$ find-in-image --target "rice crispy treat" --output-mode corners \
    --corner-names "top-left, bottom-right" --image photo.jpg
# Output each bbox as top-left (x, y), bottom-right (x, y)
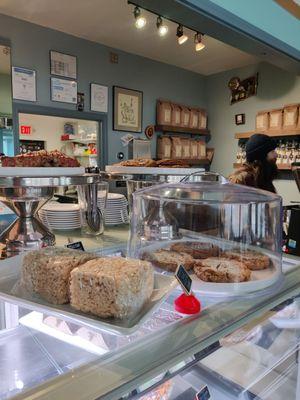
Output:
top-left (69, 257), bottom-right (154, 319)
top-left (194, 257), bottom-right (251, 283)
top-left (141, 249), bottom-right (195, 272)
top-left (222, 250), bottom-right (270, 270)
top-left (170, 241), bottom-right (220, 259)
top-left (20, 247), bottom-right (97, 304)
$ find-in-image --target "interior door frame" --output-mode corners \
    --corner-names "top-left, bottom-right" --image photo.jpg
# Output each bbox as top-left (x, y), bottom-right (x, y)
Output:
top-left (12, 104), bottom-right (108, 169)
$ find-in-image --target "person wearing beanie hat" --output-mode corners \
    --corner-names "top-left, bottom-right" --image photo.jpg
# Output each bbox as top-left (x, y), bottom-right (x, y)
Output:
top-left (229, 133), bottom-right (278, 193)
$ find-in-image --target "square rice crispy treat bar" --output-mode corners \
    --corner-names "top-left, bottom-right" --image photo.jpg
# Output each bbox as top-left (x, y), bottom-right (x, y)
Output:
top-left (21, 247), bottom-right (97, 304)
top-left (70, 257), bottom-right (154, 319)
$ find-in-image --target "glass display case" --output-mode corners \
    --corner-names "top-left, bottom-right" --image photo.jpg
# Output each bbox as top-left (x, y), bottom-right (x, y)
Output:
top-left (0, 249), bottom-right (299, 400)
top-left (129, 180), bottom-right (283, 297)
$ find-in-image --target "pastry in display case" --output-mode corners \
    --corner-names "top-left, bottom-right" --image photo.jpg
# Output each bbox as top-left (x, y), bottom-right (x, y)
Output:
top-left (129, 177), bottom-right (283, 296)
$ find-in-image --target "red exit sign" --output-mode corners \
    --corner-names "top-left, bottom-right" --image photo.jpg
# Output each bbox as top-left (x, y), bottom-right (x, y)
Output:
top-left (20, 125), bottom-right (31, 135)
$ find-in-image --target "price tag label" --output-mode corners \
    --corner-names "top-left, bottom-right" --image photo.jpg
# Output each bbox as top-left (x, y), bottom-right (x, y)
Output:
top-left (175, 264), bottom-right (192, 295)
top-left (195, 385), bottom-right (211, 400)
top-left (66, 241), bottom-right (85, 251)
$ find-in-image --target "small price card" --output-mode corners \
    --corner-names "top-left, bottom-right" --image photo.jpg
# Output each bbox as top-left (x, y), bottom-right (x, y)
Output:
top-left (66, 241), bottom-right (85, 251)
top-left (195, 385), bottom-right (211, 400)
top-left (175, 264), bottom-right (192, 295)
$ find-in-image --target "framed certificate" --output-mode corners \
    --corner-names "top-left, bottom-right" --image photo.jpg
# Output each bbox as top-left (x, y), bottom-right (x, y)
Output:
top-left (12, 67), bottom-right (37, 102)
top-left (51, 77), bottom-right (77, 104)
top-left (90, 83), bottom-right (108, 113)
top-left (50, 50), bottom-right (77, 79)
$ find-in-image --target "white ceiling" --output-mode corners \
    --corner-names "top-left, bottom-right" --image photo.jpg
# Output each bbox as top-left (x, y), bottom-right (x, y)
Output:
top-left (0, 0), bottom-right (259, 75)
top-left (0, 45), bottom-right (10, 74)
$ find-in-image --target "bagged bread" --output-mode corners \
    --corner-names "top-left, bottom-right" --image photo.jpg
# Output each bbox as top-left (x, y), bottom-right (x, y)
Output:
top-left (269, 108), bottom-right (283, 130)
top-left (171, 103), bottom-right (181, 126)
top-left (181, 138), bottom-right (191, 159)
top-left (171, 137), bottom-right (182, 159)
top-left (180, 106), bottom-right (190, 128)
top-left (157, 136), bottom-right (172, 159)
top-left (198, 109), bottom-right (208, 129)
top-left (256, 111), bottom-right (269, 131)
top-left (283, 104), bottom-right (299, 129)
top-left (189, 108), bottom-right (199, 129)
top-left (156, 100), bottom-right (172, 125)
top-left (190, 140), bottom-right (198, 158)
top-left (197, 140), bottom-right (206, 158)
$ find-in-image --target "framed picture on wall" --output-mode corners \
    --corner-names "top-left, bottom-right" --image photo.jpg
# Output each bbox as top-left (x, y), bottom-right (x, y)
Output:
top-left (50, 50), bottom-right (77, 79)
top-left (12, 66), bottom-right (37, 102)
top-left (50, 77), bottom-right (77, 104)
top-left (113, 86), bottom-right (143, 132)
top-left (90, 83), bottom-right (108, 113)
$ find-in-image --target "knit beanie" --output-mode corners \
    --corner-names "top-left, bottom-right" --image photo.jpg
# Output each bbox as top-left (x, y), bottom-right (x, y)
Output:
top-left (246, 134), bottom-right (276, 162)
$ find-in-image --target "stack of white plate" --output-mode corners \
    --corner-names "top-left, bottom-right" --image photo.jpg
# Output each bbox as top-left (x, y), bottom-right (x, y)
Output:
top-left (98, 193), bottom-right (129, 226)
top-left (39, 202), bottom-right (81, 230)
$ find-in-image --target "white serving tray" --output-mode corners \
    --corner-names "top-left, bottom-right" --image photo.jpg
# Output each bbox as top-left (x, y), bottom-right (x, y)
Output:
top-left (106, 165), bottom-right (204, 176)
top-left (0, 167), bottom-right (85, 177)
top-left (0, 254), bottom-right (177, 335)
top-left (137, 237), bottom-right (282, 297)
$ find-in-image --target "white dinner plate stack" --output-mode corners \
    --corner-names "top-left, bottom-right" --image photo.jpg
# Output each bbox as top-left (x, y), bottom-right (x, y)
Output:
top-left (98, 193), bottom-right (129, 226)
top-left (39, 202), bottom-right (82, 230)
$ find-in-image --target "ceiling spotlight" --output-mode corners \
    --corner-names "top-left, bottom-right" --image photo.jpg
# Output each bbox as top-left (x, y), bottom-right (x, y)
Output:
top-left (156, 16), bottom-right (168, 37)
top-left (194, 33), bottom-right (205, 51)
top-left (176, 24), bottom-right (188, 45)
top-left (133, 6), bottom-right (146, 29)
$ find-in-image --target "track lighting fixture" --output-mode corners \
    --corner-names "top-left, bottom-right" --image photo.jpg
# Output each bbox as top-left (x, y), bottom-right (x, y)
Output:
top-left (133, 6), bottom-right (146, 29)
top-left (156, 16), bottom-right (168, 37)
top-left (194, 33), bottom-right (205, 51)
top-left (176, 24), bottom-right (188, 45)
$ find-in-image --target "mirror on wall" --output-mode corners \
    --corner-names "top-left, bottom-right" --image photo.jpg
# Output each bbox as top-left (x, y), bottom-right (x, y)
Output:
top-left (0, 45), bottom-right (13, 156)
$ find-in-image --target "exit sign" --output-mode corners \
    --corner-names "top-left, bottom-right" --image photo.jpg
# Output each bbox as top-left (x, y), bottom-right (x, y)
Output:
top-left (20, 125), bottom-right (31, 135)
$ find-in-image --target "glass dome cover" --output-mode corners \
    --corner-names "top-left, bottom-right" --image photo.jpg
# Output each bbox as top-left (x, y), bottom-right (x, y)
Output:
top-left (129, 178), bottom-right (283, 297)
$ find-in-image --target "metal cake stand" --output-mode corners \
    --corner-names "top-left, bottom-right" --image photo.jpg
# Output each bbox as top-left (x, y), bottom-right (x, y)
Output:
top-left (0, 174), bottom-right (104, 258)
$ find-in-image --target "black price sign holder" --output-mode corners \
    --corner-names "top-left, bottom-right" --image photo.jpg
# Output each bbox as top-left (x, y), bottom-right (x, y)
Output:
top-left (66, 241), bottom-right (85, 251)
top-left (195, 385), bottom-right (211, 400)
top-left (174, 264), bottom-right (201, 315)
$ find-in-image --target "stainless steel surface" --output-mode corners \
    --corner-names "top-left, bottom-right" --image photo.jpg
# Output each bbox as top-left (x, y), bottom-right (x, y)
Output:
top-left (0, 174), bottom-right (108, 257)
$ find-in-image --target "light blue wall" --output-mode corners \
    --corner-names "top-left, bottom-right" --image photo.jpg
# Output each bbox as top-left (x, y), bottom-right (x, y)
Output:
top-left (206, 62), bottom-right (300, 203)
top-left (0, 73), bottom-right (12, 115)
top-left (0, 13), bottom-right (206, 163)
top-left (185, 0), bottom-right (300, 52)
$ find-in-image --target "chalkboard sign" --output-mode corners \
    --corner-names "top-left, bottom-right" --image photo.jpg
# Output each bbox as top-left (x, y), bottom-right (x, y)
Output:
top-left (175, 264), bottom-right (192, 295)
top-left (195, 385), bottom-right (211, 400)
top-left (66, 241), bottom-right (85, 251)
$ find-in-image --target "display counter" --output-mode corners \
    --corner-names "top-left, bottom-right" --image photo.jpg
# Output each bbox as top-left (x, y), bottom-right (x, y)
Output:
top-left (0, 227), bottom-right (299, 400)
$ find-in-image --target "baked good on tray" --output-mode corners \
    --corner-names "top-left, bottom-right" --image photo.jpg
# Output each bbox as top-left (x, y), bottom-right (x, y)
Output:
top-left (69, 257), bottom-right (154, 319)
top-left (1, 150), bottom-right (80, 167)
top-left (141, 249), bottom-right (195, 272)
top-left (116, 158), bottom-right (157, 167)
top-left (170, 241), bottom-right (220, 259)
top-left (156, 159), bottom-right (189, 168)
top-left (20, 247), bottom-right (97, 304)
top-left (194, 257), bottom-right (251, 283)
top-left (222, 250), bottom-right (270, 270)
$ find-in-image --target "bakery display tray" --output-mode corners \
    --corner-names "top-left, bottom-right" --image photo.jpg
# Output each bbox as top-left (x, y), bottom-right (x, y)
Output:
top-left (0, 255), bottom-right (177, 335)
top-left (0, 166), bottom-right (85, 177)
top-left (106, 165), bottom-right (204, 176)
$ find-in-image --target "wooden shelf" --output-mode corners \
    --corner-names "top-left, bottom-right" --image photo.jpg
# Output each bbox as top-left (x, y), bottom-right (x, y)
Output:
top-left (156, 125), bottom-right (210, 136)
top-left (235, 129), bottom-right (300, 139)
top-left (233, 163), bottom-right (292, 171)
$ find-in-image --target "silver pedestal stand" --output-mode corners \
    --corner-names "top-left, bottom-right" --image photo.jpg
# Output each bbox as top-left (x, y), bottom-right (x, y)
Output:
top-left (0, 175), bottom-right (104, 258)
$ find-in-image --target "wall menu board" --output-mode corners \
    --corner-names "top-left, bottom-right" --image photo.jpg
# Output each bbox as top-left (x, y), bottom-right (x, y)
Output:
top-left (12, 67), bottom-right (37, 102)
top-left (50, 51), bottom-right (77, 79)
top-left (51, 77), bottom-right (77, 104)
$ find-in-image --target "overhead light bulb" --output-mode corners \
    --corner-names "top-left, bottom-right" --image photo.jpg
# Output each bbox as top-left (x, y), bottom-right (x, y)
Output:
top-left (156, 16), bottom-right (168, 37)
top-left (194, 33), bottom-right (205, 51)
top-left (176, 24), bottom-right (188, 45)
top-left (133, 6), bottom-right (146, 29)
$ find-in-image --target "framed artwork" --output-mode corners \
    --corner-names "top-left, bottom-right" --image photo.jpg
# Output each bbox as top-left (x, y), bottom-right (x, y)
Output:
top-left (228, 74), bottom-right (258, 105)
top-left (51, 77), bottom-right (77, 104)
top-left (90, 83), bottom-right (108, 113)
top-left (113, 86), bottom-right (143, 132)
top-left (12, 67), bottom-right (37, 102)
top-left (235, 113), bottom-right (245, 125)
top-left (50, 50), bottom-right (77, 79)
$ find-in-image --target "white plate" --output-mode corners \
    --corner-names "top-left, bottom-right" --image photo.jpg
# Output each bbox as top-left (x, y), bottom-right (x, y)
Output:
top-left (42, 203), bottom-right (80, 211)
top-left (107, 193), bottom-right (126, 200)
top-left (0, 254), bottom-right (177, 335)
top-left (137, 238), bottom-right (282, 297)
top-left (0, 167), bottom-right (85, 177)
